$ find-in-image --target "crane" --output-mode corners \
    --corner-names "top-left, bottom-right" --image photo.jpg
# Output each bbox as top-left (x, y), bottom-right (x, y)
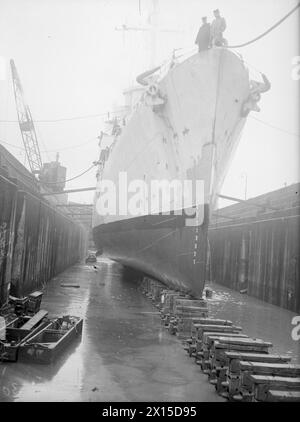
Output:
top-left (10, 59), bottom-right (43, 174)
top-left (9, 60), bottom-right (89, 207)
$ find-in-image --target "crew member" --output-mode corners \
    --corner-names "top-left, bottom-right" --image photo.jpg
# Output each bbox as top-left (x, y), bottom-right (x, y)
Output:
top-left (195, 17), bottom-right (211, 52)
top-left (210, 9), bottom-right (227, 47)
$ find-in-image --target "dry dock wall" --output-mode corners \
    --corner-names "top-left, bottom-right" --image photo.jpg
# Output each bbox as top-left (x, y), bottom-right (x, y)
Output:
top-left (0, 174), bottom-right (87, 306)
top-left (209, 185), bottom-right (300, 313)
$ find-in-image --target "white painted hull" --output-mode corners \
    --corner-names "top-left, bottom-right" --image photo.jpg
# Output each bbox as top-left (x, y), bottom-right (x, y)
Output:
top-left (93, 48), bottom-right (250, 295)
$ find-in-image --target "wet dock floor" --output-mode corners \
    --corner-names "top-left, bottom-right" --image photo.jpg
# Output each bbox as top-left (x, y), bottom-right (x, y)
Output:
top-left (0, 258), bottom-right (224, 402)
top-left (1, 258), bottom-right (299, 402)
top-left (206, 282), bottom-right (300, 364)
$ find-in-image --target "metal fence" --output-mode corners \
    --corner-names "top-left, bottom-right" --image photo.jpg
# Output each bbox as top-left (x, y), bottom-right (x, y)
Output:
top-left (0, 175), bottom-right (87, 306)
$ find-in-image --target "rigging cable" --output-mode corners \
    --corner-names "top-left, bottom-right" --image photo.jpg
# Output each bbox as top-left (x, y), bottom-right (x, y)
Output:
top-left (41, 163), bottom-right (98, 185)
top-left (249, 115), bottom-right (300, 138)
top-left (227, 2), bottom-right (300, 48)
top-left (0, 136), bottom-right (98, 153)
top-left (0, 142), bottom-right (98, 185)
top-left (0, 110), bottom-right (118, 124)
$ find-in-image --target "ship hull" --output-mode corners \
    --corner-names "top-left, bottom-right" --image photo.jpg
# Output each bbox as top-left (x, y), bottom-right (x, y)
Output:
top-left (93, 205), bottom-right (209, 297)
top-left (93, 48), bottom-right (251, 296)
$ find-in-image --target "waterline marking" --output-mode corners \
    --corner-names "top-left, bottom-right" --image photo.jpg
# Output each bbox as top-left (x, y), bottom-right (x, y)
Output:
top-left (291, 316), bottom-right (300, 341)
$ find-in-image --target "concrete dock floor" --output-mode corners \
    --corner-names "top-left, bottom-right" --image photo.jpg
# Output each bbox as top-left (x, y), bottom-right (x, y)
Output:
top-left (0, 258), bottom-right (224, 402)
top-left (207, 282), bottom-right (300, 363)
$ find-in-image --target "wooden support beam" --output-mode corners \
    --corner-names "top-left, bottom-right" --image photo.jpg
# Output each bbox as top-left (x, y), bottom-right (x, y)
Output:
top-left (67, 213), bottom-right (92, 216)
top-left (217, 194), bottom-right (279, 211)
top-left (56, 203), bottom-right (93, 208)
top-left (42, 187), bottom-right (96, 196)
top-left (212, 212), bottom-right (236, 221)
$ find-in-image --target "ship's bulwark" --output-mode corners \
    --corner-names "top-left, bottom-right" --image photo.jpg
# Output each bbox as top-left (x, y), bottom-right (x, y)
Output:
top-left (93, 48), bottom-right (251, 296)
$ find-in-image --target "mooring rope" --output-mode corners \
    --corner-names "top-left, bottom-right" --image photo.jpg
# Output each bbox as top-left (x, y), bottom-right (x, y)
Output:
top-left (227, 2), bottom-right (300, 48)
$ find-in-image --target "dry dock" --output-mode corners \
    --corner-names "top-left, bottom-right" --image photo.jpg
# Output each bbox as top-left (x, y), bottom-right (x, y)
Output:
top-left (1, 256), bottom-right (299, 402)
top-left (0, 258), bottom-right (224, 402)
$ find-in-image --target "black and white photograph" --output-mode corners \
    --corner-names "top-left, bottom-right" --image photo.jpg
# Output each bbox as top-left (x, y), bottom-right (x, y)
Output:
top-left (0, 0), bottom-right (299, 406)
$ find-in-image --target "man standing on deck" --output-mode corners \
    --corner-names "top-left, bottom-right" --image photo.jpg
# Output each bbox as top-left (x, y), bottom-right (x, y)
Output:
top-left (195, 17), bottom-right (211, 52)
top-left (210, 9), bottom-right (227, 47)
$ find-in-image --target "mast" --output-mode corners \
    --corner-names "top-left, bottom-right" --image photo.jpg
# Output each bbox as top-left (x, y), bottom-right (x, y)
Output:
top-left (148, 0), bottom-right (159, 67)
top-left (116, 0), bottom-right (181, 69)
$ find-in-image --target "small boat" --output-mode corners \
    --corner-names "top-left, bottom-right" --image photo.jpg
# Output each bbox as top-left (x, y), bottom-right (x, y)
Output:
top-left (5, 315), bottom-right (19, 327)
top-left (18, 315), bottom-right (83, 364)
top-left (0, 310), bottom-right (50, 362)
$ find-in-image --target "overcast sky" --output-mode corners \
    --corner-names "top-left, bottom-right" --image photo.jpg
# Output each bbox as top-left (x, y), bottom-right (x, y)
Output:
top-left (0, 0), bottom-right (299, 205)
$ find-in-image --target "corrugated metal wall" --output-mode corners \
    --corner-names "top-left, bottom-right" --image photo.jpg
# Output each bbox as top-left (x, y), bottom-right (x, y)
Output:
top-left (0, 175), bottom-right (87, 306)
top-left (209, 208), bottom-right (300, 313)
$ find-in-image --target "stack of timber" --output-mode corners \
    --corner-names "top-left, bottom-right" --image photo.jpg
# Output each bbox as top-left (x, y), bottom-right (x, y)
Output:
top-left (225, 352), bottom-right (292, 400)
top-left (139, 276), bottom-right (300, 402)
top-left (172, 299), bottom-right (208, 339)
top-left (185, 319), bottom-right (300, 401)
top-left (140, 276), bottom-right (207, 338)
top-left (236, 362), bottom-right (300, 401)
top-left (187, 318), bottom-right (234, 356)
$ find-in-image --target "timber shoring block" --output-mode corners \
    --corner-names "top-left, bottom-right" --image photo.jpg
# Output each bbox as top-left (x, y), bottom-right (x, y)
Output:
top-left (246, 374), bottom-right (300, 402)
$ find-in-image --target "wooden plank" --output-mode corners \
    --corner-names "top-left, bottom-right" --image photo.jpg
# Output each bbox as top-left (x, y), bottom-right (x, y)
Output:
top-left (204, 333), bottom-right (248, 346)
top-left (175, 299), bottom-right (207, 307)
top-left (215, 337), bottom-right (272, 347)
top-left (175, 307), bottom-right (208, 313)
top-left (213, 339), bottom-right (272, 356)
top-left (176, 313), bottom-right (208, 318)
top-left (196, 333), bottom-right (247, 355)
top-left (193, 319), bottom-right (233, 327)
top-left (225, 351), bottom-right (291, 363)
top-left (249, 375), bottom-right (300, 401)
top-left (198, 325), bottom-right (243, 336)
top-left (226, 352), bottom-right (292, 374)
top-left (266, 390), bottom-right (300, 402)
top-left (19, 310), bottom-right (48, 331)
top-left (249, 374), bottom-right (300, 385)
top-left (240, 361), bottom-right (300, 377)
top-left (28, 291), bottom-right (43, 299)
